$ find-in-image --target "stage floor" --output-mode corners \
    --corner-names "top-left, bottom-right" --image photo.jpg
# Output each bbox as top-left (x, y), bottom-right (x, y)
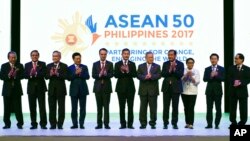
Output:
top-left (0, 113), bottom-right (248, 137)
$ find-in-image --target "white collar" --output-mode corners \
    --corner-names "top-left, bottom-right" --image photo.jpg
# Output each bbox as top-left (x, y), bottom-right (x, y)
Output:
top-left (123, 59), bottom-right (128, 64)
top-left (100, 60), bottom-right (106, 64)
top-left (237, 64), bottom-right (243, 69)
top-left (9, 62), bottom-right (15, 67)
top-left (211, 65), bottom-right (218, 68)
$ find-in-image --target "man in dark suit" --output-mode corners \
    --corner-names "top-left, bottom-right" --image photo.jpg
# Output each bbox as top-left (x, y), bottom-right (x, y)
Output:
top-left (137, 52), bottom-right (161, 129)
top-left (0, 51), bottom-right (24, 129)
top-left (45, 51), bottom-right (68, 129)
top-left (92, 48), bottom-right (113, 129)
top-left (24, 50), bottom-right (47, 129)
top-left (161, 50), bottom-right (184, 129)
top-left (114, 48), bottom-right (137, 129)
top-left (203, 53), bottom-right (225, 129)
top-left (228, 53), bottom-right (250, 127)
top-left (68, 52), bottom-right (90, 129)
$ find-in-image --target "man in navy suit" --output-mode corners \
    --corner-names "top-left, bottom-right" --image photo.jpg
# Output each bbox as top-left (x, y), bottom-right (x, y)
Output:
top-left (92, 48), bottom-right (113, 129)
top-left (161, 50), bottom-right (184, 129)
top-left (24, 50), bottom-right (47, 129)
top-left (0, 51), bottom-right (24, 129)
top-left (228, 53), bottom-right (250, 127)
top-left (45, 51), bottom-right (68, 129)
top-left (68, 52), bottom-right (90, 129)
top-left (114, 48), bottom-right (137, 129)
top-left (203, 53), bottom-right (225, 129)
top-left (137, 52), bottom-right (161, 129)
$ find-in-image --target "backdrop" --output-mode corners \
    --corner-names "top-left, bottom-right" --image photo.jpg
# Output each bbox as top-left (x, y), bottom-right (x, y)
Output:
top-left (15, 0), bottom-right (224, 115)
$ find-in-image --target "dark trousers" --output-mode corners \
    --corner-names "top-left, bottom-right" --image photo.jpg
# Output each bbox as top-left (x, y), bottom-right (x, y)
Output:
top-left (181, 94), bottom-right (197, 125)
top-left (95, 92), bottom-right (111, 126)
top-left (206, 93), bottom-right (222, 126)
top-left (70, 94), bottom-right (87, 126)
top-left (48, 89), bottom-right (65, 127)
top-left (117, 92), bottom-right (135, 127)
top-left (163, 86), bottom-right (180, 125)
top-left (139, 94), bottom-right (157, 127)
top-left (28, 90), bottom-right (47, 127)
top-left (230, 96), bottom-right (248, 125)
top-left (3, 93), bottom-right (23, 127)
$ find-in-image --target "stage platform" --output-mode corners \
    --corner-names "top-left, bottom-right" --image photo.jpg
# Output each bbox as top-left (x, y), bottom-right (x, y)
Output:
top-left (0, 113), bottom-right (248, 141)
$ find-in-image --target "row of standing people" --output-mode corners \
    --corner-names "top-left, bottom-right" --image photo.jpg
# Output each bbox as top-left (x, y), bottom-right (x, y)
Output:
top-left (0, 48), bottom-right (249, 130)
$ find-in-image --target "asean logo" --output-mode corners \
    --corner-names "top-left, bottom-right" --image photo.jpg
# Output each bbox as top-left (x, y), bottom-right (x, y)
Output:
top-left (52, 12), bottom-right (100, 56)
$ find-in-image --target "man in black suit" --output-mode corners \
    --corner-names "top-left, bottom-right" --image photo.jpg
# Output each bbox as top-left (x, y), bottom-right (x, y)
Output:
top-left (68, 52), bottom-right (90, 129)
top-left (92, 48), bottom-right (113, 129)
top-left (137, 52), bottom-right (161, 129)
top-left (161, 50), bottom-right (184, 129)
top-left (228, 53), bottom-right (250, 127)
top-left (45, 51), bottom-right (68, 129)
top-left (0, 51), bottom-right (24, 129)
top-left (24, 50), bottom-right (47, 129)
top-left (114, 48), bottom-right (137, 129)
top-left (203, 53), bottom-right (225, 129)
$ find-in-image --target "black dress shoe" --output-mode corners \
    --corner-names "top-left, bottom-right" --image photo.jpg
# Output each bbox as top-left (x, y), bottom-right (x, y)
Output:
top-left (71, 125), bottom-right (78, 129)
top-left (58, 125), bottom-right (63, 129)
top-left (128, 126), bottom-right (135, 129)
top-left (151, 126), bottom-right (156, 129)
top-left (80, 125), bottom-right (85, 129)
top-left (205, 125), bottom-right (213, 129)
top-left (215, 125), bottom-right (219, 129)
top-left (139, 125), bottom-right (146, 129)
top-left (41, 126), bottom-right (47, 129)
top-left (17, 125), bottom-right (23, 129)
top-left (3, 125), bottom-right (10, 129)
top-left (50, 126), bottom-right (56, 129)
top-left (173, 125), bottom-right (178, 129)
top-left (119, 125), bottom-right (126, 129)
top-left (105, 125), bottom-right (111, 129)
top-left (229, 123), bottom-right (237, 129)
top-left (163, 125), bottom-right (168, 129)
top-left (95, 125), bottom-right (102, 129)
top-left (30, 126), bottom-right (37, 129)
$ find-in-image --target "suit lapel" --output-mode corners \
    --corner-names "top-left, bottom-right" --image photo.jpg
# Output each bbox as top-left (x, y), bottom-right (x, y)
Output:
top-left (97, 61), bottom-right (101, 71)
top-left (105, 61), bottom-right (109, 70)
top-left (7, 63), bottom-right (11, 72)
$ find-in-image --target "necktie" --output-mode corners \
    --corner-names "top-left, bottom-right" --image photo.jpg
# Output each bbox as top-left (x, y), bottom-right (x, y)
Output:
top-left (212, 66), bottom-right (216, 71)
top-left (101, 61), bottom-right (105, 70)
top-left (33, 62), bottom-right (37, 72)
top-left (10, 64), bottom-right (14, 77)
top-left (124, 60), bottom-right (129, 73)
top-left (147, 64), bottom-right (151, 74)
top-left (124, 60), bottom-right (127, 66)
top-left (54, 63), bottom-right (58, 69)
top-left (237, 66), bottom-right (240, 71)
top-left (76, 65), bottom-right (81, 76)
top-left (101, 61), bottom-right (105, 84)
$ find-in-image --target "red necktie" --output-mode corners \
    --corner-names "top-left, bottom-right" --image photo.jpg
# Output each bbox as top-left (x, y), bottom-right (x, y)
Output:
top-left (33, 62), bottom-right (37, 72)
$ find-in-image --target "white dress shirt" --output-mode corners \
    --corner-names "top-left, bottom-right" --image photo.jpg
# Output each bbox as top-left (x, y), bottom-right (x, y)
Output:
top-left (182, 68), bottom-right (200, 95)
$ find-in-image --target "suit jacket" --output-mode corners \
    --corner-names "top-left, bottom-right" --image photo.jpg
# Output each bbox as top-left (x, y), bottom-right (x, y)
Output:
top-left (137, 63), bottom-right (161, 96)
top-left (228, 65), bottom-right (250, 98)
top-left (161, 60), bottom-right (184, 93)
top-left (68, 64), bottom-right (90, 96)
top-left (114, 60), bottom-right (136, 93)
top-left (92, 60), bottom-right (113, 94)
top-left (0, 62), bottom-right (24, 96)
top-left (203, 65), bottom-right (225, 95)
top-left (45, 62), bottom-right (68, 96)
top-left (24, 61), bottom-right (47, 94)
